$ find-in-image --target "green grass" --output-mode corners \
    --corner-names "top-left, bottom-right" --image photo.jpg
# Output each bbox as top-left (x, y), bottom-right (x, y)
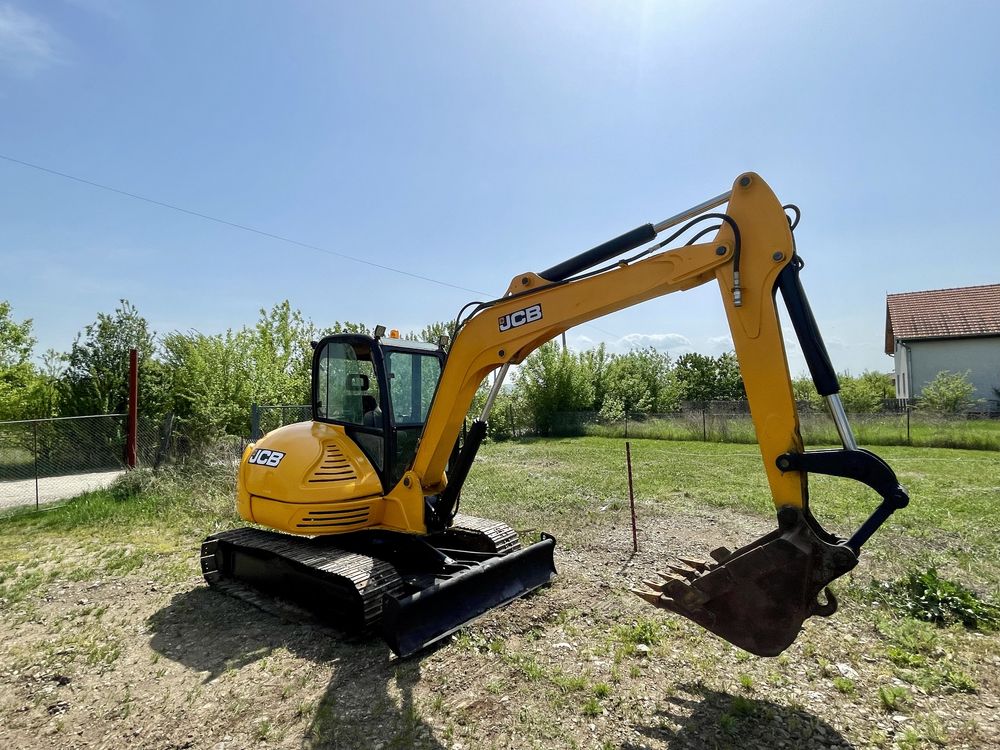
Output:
top-left (0, 461), bottom-right (239, 610)
top-left (0, 461), bottom-right (238, 534)
top-left (464, 437), bottom-right (1000, 589)
top-left (577, 412), bottom-right (1000, 451)
top-left (878, 685), bottom-right (911, 711)
top-left (3, 434), bottom-right (998, 622)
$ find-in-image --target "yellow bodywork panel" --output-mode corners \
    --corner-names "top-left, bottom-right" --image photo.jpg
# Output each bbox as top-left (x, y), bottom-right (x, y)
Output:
top-left (713, 174), bottom-right (805, 509)
top-left (237, 421), bottom-right (385, 533)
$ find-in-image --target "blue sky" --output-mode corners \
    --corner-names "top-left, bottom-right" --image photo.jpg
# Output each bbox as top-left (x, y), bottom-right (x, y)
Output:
top-left (1, 0), bottom-right (998, 376)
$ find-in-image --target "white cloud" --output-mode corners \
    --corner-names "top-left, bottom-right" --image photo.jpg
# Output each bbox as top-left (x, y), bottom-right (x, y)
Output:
top-left (0, 4), bottom-right (61, 75)
top-left (705, 334), bottom-right (734, 354)
top-left (570, 331), bottom-right (692, 357)
top-left (619, 332), bottom-right (691, 351)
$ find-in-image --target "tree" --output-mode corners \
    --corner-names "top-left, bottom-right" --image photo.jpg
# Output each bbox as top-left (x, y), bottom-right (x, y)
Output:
top-left (0, 301), bottom-right (42, 420)
top-left (714, 352), bottom-right (747, 401)
top-left (30, 349), bottom-right (66, 419)
top-left (791, 376), bottom-right (824, 410)
top-left (516, 342), bottom-right (595, 435)
top-left (162, 329), bottom-right (253, 447)
top-left (321, 320), bottom-right (370, 336)
top-left (578, 343), bottom-right (611, 411)
top-left (60, 300), bottom-right (165, 417)
top-left (673, 352), bottom-right (746, 403)
top-left (838, 371), bottom-right (893, 413)
top-left (246, 301), bottom-right (316, 407)
top-left (599, 347), bottom-right (678, 418)
top-left (919, 370), bottom-right (977, 413)
top-left (407, 321), bottom-right (452, 345)
top-left (673, 353), bottom-right (717, 403)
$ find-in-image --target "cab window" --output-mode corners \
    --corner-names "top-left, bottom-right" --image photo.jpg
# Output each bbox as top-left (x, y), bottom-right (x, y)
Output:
top-left (385, 351), bottom-right (441, 424)
top-left (315, 342), bottom-right (380, 425)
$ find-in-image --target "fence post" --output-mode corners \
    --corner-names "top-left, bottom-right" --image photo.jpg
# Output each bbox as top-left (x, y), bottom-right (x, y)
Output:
top-left (702, 403), bottom-right (707, 441)
top-left (251, 403), bottom-right (261, 441)
top-left (33, 420), bottom-right (39, 510)
top-left (624, 411), bottom-right (629, 439)
top-left (626, 441), bottom-right (638, 553)
top-left (906, 406), bottom-right (911, 446)
top-left (126, 348), bottom-right (138, 469)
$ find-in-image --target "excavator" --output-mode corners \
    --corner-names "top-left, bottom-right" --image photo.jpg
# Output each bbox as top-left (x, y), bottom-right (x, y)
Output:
top-left (200, 173), bottom-right (909, 658)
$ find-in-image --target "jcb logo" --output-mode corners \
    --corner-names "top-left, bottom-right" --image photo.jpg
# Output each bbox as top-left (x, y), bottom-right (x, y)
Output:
top-left (248, 449), bottom-right (285, 467)
top-left (499, 304), bottom-right (542, 332)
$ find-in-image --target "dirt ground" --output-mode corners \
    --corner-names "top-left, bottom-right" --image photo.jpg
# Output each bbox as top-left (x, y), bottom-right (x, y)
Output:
top-left (1, 496), bottom-right (997, 750)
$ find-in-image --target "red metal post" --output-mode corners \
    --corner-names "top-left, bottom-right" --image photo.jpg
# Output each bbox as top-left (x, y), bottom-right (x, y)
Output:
top-left (126, 348), bottom-right (138, 469)
top-left (626, 441), bottom-right (638, 553)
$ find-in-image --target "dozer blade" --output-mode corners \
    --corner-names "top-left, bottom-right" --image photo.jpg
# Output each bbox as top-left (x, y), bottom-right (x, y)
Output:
top-left (381, 534), bottom-right (557, 658)
top-left (634, 508), bottom-right (858, 656)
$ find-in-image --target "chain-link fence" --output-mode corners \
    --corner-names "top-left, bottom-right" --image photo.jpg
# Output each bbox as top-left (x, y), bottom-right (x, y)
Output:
top-left (549, 402), bottom-right (1000, 451)
top-left (0, 414), bottom-right (165, 512)
top-left (250, 404), bottom-right (311, 440)
top-left (245, 399), bottom-right (1000, 453)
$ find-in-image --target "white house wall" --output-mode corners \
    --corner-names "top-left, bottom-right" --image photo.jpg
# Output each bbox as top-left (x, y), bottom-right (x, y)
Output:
top-left (892, 342), bottom-right (910, 399)
top-left (900, 337), bottom-right (1000, 402)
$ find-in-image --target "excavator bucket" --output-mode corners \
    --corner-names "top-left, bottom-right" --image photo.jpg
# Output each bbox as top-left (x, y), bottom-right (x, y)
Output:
top-left (381, 534), bottom-right (557, 657)
top-left (634, 508), bottom-right (859, 656)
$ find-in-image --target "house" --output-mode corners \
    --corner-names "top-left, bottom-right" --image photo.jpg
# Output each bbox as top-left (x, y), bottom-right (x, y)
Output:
top-left (885, 283), bottom-right (1000, 407)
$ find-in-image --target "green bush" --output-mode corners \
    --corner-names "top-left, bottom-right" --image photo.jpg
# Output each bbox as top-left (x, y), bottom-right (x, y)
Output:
top-left (872, 567), bottom-right (1000, 630)
top-left (918, 370), bottom-right (977, 413)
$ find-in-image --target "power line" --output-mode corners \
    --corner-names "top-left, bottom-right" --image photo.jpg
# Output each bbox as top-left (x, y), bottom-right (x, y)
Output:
top-left (0, 151), bottom-right (623, 339)
top-left (0, 152), bottom-right (483, 295)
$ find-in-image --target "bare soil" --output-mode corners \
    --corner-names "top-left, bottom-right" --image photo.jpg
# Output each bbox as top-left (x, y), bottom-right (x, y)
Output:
top-left (1, 497), bottom-right (997, 750)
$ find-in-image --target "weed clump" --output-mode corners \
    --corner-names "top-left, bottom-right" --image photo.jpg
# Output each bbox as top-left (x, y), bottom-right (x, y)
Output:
top-left (871, 567), bottom-right (1000, 631)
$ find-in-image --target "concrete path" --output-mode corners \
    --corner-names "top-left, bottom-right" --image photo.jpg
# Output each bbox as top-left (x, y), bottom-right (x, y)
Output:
top-left (0, 469), bottom-right (124, 513)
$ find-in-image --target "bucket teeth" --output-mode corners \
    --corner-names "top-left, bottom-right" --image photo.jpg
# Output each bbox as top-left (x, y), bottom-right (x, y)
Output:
top-left (677, 556), bottom-right (711, 572)
top-left (655, 573), bottom-right (694, 597)
top-left (631, 587), bottom-right (664, 606)
top-left (657, 571), bottom-right (692, 585)
top-left (665, 563), bottom-right (698, 579)
top-left (634, 565), bottom-right (711, 608)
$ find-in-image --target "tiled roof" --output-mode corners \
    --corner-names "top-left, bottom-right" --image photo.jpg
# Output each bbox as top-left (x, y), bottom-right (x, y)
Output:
top-left (885, 283), bottom-right (1000, 353)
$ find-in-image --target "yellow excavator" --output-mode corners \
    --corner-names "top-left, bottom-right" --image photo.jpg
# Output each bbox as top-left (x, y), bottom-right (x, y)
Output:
top-left (201, 173), bottom-right (908, 658)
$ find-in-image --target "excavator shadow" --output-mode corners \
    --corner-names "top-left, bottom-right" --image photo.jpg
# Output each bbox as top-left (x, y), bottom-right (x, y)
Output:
top-left (146, 586), bottom-right (448, 749)
top-left (622, 682), bottom-right (855, 749)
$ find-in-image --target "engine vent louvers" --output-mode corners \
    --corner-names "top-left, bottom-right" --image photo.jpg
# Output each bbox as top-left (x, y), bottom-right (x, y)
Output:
top-left (308, 444), bottom-right (358, 483)
top-left (296, 504), bottom-right (372, 529)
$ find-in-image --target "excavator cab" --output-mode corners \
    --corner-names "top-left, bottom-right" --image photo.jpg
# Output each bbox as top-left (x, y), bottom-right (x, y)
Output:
top-left (312, 333), bottom-right (444, 492)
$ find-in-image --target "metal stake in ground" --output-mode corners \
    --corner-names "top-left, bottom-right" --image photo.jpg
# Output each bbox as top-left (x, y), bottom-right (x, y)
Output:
top-left (626, 441), bottom-right (638, 553)
top-left (126, 348), bottom-right (138, 469)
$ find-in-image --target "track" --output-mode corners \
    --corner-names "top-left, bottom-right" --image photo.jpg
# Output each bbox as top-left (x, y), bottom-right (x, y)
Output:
top-left (199, 514), bottom-right (553, 655)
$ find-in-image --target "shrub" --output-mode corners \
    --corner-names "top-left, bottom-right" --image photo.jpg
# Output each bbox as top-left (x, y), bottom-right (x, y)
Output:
top-left (872, 567), bottom-right (1000, 630)
top-left (918, 370), bottom-right (977, 414)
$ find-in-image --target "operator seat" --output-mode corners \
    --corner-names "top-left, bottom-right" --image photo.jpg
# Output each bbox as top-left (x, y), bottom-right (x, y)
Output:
top-left (361, 395), bottom-right (381, 427)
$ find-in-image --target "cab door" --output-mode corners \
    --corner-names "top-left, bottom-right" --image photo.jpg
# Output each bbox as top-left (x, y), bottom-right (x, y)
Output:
top-left (382, 346), bottom-right (443, 487)
top-left (312, 336), bottom-right (389, 481)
